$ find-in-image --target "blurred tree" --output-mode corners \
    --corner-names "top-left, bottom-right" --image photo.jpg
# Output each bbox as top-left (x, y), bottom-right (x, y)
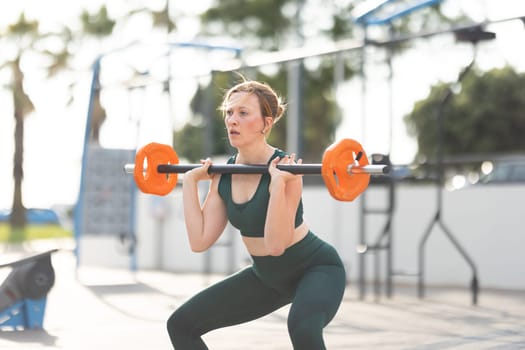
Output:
top-left (404, 66), bottom-right (525, 163)
top-left (125, 0), bottom-right (177, 95)
top-left (81, 6), bottom-right (116, 39)
top-left (0, 7), bottom-right (114, 242)
top-left (175, 0), bottom-right (359, 162)
top-left (80, 6), bottom-right (116, 144)
top-left (174, 72), bottom-right (232, 161)
top-left (127, 1), bottom-right (177, 32)
top-left (173, 0), bottom-right (456, 162)
top-left (0, 14), bottom-right (39, 240)
top-left (40, 6), bottom-right (115, 144)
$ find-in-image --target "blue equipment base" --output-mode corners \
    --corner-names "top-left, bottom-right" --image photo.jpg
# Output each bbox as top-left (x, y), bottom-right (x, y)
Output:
top-left (0, 297), bottom-right (47, 330)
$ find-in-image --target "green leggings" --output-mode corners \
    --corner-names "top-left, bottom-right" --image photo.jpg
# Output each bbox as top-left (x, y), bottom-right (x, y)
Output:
top-left (167, 232), bottom-right (346, 349)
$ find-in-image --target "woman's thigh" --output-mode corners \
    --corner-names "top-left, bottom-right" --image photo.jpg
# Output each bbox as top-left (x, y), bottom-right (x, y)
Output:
top-left (173, 267), bottom-right (290, 335)
top-left (288, 264), bottom-right (346, 330)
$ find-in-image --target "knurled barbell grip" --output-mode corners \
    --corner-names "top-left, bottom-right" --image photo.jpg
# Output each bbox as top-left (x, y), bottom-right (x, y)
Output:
top-left (158, 164), bottom-right (322, 174)
top-left (125, 163), bottom-right (389, 175)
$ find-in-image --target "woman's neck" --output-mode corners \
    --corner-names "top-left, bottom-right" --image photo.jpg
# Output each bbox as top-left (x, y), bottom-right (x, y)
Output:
top-left (236, 142), bottom-right (275, 164)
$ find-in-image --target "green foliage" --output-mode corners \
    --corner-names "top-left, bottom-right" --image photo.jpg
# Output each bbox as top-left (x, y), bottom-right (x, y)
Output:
top-left (0, 223), bottom-right (72, 242)
top-left (174, 1), bottom-right (466, 162)
top-left (173, 72), bottom-right (233, 162)
top-left (175, 0), bottom-right (356, 162)
top-left (174, 63), bottom-right (345, 162)
top-left (201, 0), bottom-right (291, 49)
top-left (404, 66), bottom-right (525, 162)
top-left (127, 3), bottom-right (177, 32)
top-left (150, 3), bottom-right (177, 31)
top-left (81, 6), bottom-right (116, 37)
top-left (7, 13), bottom-right (39, 36)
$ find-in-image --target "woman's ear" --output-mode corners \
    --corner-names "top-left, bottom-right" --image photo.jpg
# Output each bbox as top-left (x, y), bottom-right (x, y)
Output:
top-left (264, 116), bottom-right (274, 130)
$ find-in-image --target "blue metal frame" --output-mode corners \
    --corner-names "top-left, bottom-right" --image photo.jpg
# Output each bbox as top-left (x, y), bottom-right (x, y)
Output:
top-left (353, 0), bottom-right (444, 26)
top-left (74, 56), bottom-right (101, 269)
top-left (0, 298), bottom-right (47, 330)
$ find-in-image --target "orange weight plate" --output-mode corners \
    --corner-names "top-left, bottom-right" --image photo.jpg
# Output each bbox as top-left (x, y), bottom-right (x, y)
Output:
top-left (321, 139), bottom-right (370, 201)
top-left (133, 143), bottom-right (179, 195)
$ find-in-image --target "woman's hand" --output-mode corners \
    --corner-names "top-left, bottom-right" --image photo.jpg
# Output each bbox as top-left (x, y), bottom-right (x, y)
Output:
top-left (268, 153), bottom-right (303, 189)
top-left (185, 158), bottom-right (214, 182)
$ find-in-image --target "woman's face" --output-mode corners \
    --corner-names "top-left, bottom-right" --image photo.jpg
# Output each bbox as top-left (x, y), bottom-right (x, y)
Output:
top-left (224, 92), bottom-right (269, 148)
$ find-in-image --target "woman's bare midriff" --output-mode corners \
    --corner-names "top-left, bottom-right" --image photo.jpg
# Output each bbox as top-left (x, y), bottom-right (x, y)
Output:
top-left (242, 222), bottom-right (309, 256)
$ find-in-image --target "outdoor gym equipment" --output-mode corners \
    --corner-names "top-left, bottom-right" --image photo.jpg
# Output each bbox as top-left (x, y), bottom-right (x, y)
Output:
top-left (0, 249), bottom-right (57, 330)
top-left (124, 138), bottom-right (390, 201)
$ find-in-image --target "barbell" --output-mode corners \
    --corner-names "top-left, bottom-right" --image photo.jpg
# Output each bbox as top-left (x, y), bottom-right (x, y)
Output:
top-left (124, 138), bottom-right (390, 201)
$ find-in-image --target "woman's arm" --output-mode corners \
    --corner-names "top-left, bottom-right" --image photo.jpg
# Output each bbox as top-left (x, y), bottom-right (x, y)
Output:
top-left (182, 159), bottom-right (228, 252)
top-left (264, 155), bottom-right (303, 256)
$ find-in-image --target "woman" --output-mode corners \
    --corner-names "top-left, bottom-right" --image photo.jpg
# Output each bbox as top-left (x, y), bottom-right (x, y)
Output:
top-left (167, 79), bottom-right (346, 349)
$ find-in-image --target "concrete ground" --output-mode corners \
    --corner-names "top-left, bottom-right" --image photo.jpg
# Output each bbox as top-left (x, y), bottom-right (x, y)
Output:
top-left (0, 242), bottom-right (524, 350)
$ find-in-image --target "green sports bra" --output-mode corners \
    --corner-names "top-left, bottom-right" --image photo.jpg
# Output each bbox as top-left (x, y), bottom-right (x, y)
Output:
top-left (218, 149), bottom-right (304, 237)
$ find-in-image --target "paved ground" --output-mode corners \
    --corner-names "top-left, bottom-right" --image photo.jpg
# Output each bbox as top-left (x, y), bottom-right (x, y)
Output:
top-left (0, 243), bottom-right (524, 350)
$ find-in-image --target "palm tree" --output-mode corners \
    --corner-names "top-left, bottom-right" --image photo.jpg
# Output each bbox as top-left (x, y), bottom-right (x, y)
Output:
top-left (1, 7), bottom-right (115, 243)
top-left (80, 6), bottom-right (116, 144)
top-left (1, 14), bottom-right (39, 241)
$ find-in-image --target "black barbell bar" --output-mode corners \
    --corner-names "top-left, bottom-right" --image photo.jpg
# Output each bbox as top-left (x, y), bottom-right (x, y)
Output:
top-left (124, 163), bottom-right (390, 175)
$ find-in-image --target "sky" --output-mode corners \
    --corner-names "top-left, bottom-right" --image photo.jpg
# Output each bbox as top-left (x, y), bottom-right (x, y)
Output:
top-left (1, 0), bottom-right (525, 210)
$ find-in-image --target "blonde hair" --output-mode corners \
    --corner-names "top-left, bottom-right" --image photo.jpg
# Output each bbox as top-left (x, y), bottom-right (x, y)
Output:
top-left (220, 79), bottom-right (286, 124)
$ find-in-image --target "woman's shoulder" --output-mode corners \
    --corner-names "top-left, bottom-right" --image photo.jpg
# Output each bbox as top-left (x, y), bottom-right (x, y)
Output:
top-left (273, 148), bottom-right (288, 158)
top-left (266, 148), bottom-right (287, 164)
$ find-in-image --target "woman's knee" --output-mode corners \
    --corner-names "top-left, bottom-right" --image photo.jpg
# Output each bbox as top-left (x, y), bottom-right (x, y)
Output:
top-left (167, 309), bottom-right (186, 341)
top-left (167, 309), bottom-right (184, 335)
top-left (167, 308), bottom-right (203, 348)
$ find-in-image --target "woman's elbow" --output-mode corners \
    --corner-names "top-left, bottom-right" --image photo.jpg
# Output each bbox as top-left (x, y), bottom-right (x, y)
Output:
top-left (188, 238), bottom-right (209, 253)
top-left (190, 245), bottom-right (207, 253)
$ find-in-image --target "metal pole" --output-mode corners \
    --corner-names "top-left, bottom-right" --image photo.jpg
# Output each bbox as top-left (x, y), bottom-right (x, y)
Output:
top-left (287, 61), bottom-right (303, 155)
top-left (287, 0), bottom-right (305, 156)
top-left (418, 48), bottom-right (479, 304)
top-left (358, 24), bottom-right (368, 300)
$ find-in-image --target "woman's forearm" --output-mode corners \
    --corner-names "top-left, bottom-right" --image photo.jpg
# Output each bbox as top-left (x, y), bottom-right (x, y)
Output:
top-left (182, 174), bottom-right (228, 252)
top-left (182, 176), bottom-right (206, 251)
top-left (264, 179), bottom-right (295, 255)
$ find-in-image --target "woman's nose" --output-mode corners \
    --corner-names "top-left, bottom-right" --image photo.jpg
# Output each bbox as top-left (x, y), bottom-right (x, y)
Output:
top-left (226, 115), bottom-right (238, 125)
